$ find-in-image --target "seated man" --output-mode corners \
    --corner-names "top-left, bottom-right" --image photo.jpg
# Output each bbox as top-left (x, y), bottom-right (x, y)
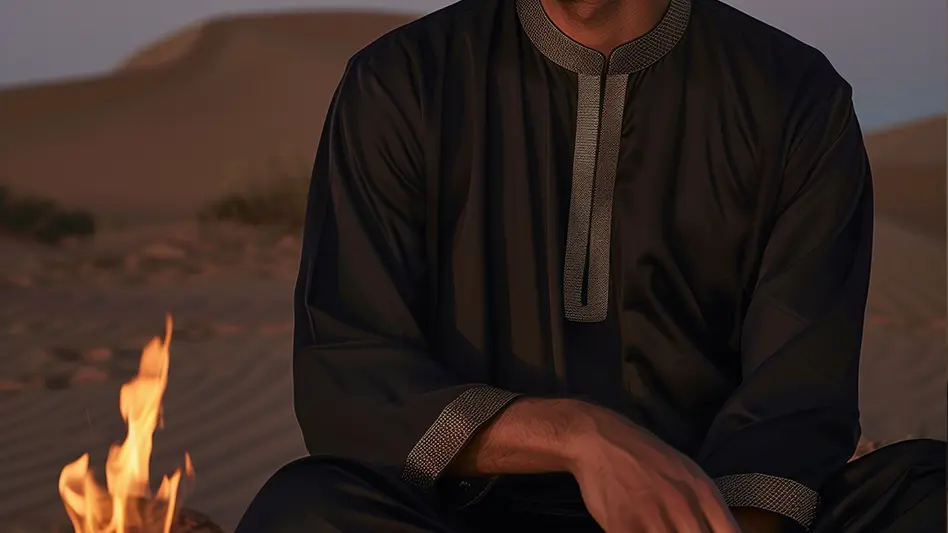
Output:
top-left (236, 0), bottom-right (946, 531)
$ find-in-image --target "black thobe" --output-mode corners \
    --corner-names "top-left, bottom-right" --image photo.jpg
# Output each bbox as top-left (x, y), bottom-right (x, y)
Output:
top-left (239, 0), bottom-right (947, 531)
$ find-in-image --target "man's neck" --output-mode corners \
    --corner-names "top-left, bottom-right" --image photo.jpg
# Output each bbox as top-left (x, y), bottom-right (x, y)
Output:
top-left (540, 0), bottom-right (671, 57)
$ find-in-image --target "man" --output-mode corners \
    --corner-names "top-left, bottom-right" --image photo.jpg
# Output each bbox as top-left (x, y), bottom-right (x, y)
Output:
top-left (236, 0), bottom-right (946, 531)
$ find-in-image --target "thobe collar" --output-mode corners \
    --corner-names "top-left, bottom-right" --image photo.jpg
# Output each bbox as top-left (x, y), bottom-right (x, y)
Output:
top-left (516, 0), bottom-right (692, 76)
top-left (514, 0), bottom-right (693, 323)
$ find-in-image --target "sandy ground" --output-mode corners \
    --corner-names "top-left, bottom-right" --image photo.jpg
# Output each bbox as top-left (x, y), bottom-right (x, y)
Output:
top-left (0, 223), bottom-right (304, 530)
top-left (0, 215), bottom-right (942, 530)
top-left (0, 9), bottom-right (944, 532)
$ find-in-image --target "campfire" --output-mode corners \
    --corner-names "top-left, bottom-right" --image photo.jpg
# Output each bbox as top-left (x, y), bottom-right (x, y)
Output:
top-left (57, 315), bottom-right (205, 533)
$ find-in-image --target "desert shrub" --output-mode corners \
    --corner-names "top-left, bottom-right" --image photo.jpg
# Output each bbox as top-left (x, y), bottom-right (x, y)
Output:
top-left (0, 185), bottom-right (96, 244)
top-left (200, 160), bottom-right (310, 233)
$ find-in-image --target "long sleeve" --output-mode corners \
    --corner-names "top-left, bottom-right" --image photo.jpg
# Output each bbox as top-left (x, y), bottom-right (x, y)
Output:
top-left (293, 50), bottom-right (519, 494)
top-left (697, 71), bottom-right (872, 529)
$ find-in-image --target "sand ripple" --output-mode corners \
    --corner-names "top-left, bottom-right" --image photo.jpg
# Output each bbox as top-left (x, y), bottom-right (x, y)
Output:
top-left (0, 218), bottom-right (944, 529)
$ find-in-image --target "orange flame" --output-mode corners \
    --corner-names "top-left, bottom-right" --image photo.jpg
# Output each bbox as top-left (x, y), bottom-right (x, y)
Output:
top-left (58, 315), bottom-right (194, 533)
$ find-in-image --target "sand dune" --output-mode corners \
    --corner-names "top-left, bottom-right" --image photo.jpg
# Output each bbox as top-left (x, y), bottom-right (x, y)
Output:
top-left (1, 10), bottom-right (943, 229)
top-left (864, 115), bottom-right (946, 240)
top-left (0, 10), bottom-right (944, 531)
top-left (0, 11), bottom-right (414, 224)
top-left (118, 23), bottom-right (207, 73)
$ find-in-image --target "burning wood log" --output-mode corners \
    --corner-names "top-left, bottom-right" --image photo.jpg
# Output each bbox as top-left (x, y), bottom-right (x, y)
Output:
top-left (160, 507), bottom-right (225, 533)
top-left (9, 504), bottom-right (225, 533)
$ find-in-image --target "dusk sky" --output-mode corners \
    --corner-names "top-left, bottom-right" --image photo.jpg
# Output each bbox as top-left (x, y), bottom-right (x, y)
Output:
top-left (0, 0), bottom-right (944, 129)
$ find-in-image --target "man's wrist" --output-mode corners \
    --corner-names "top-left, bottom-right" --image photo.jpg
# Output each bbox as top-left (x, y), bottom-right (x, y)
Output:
top-left (449, 396), bottom-right (607, 476)
top-left (520, 397), bottom-right (602, 472)
top-left (549, 399), bottom-right (624, 474)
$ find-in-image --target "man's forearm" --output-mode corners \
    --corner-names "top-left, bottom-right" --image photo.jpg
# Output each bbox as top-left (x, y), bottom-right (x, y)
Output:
top-left (447, 397), bottom-right (594, 476)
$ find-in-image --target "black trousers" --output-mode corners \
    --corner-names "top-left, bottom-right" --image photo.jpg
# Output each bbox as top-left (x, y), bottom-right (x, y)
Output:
top-left (235, 439), bottom-right (946, 533)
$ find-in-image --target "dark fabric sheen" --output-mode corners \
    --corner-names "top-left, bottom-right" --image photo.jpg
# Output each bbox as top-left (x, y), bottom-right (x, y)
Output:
top-left (233, 441), bottom-right (947, 532)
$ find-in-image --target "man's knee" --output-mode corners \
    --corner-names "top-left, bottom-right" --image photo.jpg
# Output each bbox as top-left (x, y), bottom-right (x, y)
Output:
top-left (813, 439), bottom-right (946, 532)
top-left (259, 456), bottom-right (361, 496)
top-left (235, 456), bottom-right (382, 532)
top-left (823, 439), bottom-right (945, 500)
top-left (862, 438), bottom-right (946, 473)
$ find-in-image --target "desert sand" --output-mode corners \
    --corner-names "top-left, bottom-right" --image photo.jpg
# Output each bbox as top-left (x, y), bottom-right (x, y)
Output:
top-left (0, 10), bottom-right (945, 532)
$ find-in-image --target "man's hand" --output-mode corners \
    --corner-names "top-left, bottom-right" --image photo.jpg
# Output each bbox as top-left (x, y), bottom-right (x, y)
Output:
top-left (565, 402), bottom-right (741, 533)
top-left (450, 397), bottom-right (741, 532)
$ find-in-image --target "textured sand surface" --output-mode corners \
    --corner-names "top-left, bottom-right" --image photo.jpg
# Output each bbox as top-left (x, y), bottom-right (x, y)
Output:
top-left (0, 9), bottom-right (944, 532)
top-left (0, 226), bottom-right (305, 530)
top-left (0, 216), bottom-right (942, 530)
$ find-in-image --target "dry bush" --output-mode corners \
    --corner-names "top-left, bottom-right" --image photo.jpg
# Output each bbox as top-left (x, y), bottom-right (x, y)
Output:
top-left (0, 184), bottom-right (96, 244)
top-left (199, 159), bottom-right (310, 234)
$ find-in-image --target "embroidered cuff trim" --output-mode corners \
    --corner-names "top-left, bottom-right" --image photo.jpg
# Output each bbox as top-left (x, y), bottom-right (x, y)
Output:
top-left (401, 386), bottom-right (521, 492)
top-left (715, 472), bottom-right (821, 530)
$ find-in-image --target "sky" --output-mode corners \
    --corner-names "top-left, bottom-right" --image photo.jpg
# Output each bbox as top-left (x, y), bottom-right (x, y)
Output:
top-left (0, 0), bottom-right (944, 129)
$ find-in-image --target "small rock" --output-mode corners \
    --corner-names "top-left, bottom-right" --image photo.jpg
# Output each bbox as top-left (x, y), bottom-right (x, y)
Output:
top-left (212, 322), bottom-right (243, 336)
top-left (275, 234), bottom-right (299, 250)
top-left (82, 347), bottom-right (113, 363)
top-left (69, 365), bottom-right (110, 386)
top-left (143, 243), bottom-right (187, 261)
top-left (0, 379), bottom-right (30, 392)
top-left (6, 274), bottom-right (32, 287)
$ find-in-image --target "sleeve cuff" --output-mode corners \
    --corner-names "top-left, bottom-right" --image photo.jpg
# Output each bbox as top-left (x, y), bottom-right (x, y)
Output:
top-left (714, 473), bottom-right (821, 530)
top-left (401, 386), bottom-right (521, 492)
